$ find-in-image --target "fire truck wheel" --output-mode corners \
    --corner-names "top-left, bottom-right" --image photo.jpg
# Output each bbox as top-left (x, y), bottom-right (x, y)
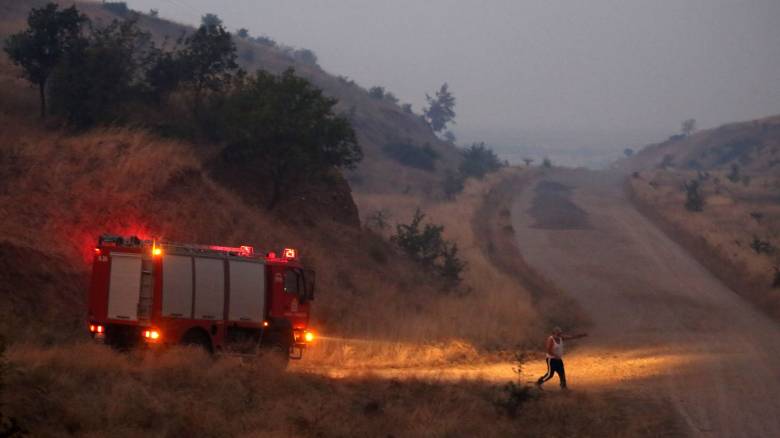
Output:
top-left (180, 328), bottom-right (213, 354)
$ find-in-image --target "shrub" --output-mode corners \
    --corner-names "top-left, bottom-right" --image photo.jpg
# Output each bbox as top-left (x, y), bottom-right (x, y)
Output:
top-left (442, 170), bottom-right (465, 200)
top-left (382, 142), bottom-right (439, 171)
top-left (293, 48), bottom-right (318, 66)
top-left (684, 179), bottom-right (704, 212)
top-left (364, 209), bottom-right (392, 231)
top-left (623, 148), bottom-right (634, 157)
top-left (727, 163), bottom-right (740, 183)
top-left (102, 2), bottom-right (130, 17)
top-left (459, 142), bottom-right (503, 179)
top-left (368, 86), bottom-right (385, 100)
top-left (494, 352), bottom-right (535, 417)
top-left (542, 157), bottom-right (552, 168)
top-left (750, 237), bottom-right (774, 255)
top-left (401, 103), bottom-right (413, 114)
top-left (391, 209), bottom-right (465, 286)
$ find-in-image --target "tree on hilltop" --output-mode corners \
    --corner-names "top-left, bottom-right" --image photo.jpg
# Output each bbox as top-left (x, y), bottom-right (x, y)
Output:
top-left (424, 83), bottom-right (456, 133)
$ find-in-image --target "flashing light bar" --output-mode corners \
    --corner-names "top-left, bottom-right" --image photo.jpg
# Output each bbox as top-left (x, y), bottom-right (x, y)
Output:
top-left (208, 245), bottom-right (254, 256)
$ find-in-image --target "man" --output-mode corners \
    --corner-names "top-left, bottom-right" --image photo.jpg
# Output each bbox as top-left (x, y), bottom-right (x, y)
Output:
top-left (536, 326), bottom-right (587, 389)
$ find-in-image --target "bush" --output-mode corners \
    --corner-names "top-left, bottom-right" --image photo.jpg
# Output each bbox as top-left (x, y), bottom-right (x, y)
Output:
top-left (750, 237), bottom-right (774, 255)
top-left (459, 142), bottom-right (502, 179)
top-left (293, 48), bottom-right (318, 66)
top-left (391, 209), bottom-right (465, 286)
top-left (684, 179), bottom-right (704, 212)
top-left (368, 86), bottom-right (385, 99)
top-left (727, 163), bottom-right (741, 183)
top-left (542, 157), bottom-right (552, 168)
top-left (442, 170), bottom-right (466, 200)
top-left (382, 142), bottom-right (439, 171)
top-left (102, 2), bottom-right (130, 16)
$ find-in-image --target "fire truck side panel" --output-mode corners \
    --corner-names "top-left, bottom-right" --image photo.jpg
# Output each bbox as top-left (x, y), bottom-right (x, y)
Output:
top-left (193, 257), bottom-right (225, 320)
top-left (227, 260), bottom-right (265, 323)
top-left (161, 254), bottom-right (194, 318)
top-left (88, 252), bottom-right (110, 321)
top-left (107, 252), bottom-right (143, 321)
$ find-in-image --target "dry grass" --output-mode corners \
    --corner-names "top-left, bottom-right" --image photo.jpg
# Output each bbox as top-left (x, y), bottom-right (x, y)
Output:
top-left (2, 342), bottom-right (680, 437)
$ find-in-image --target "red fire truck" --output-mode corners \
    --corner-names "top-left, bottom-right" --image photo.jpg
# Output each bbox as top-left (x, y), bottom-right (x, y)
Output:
top-left (86, 235), bottom-right (315, 359)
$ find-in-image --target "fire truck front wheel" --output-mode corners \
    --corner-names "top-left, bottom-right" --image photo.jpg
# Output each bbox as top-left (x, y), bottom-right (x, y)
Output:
top-left (180, 328), bottom-right (214, 354)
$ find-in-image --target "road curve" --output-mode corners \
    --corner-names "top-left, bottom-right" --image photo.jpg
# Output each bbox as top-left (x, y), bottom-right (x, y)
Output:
top-left (511, 169), bottom-right (780, 437)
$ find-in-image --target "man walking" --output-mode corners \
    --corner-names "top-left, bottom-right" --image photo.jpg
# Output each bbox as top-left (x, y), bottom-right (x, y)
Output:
top-left (536, 327), bottom-right (587, 389)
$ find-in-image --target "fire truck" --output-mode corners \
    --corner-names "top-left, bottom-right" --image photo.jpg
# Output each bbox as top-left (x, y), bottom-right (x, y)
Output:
top-left (86, 235), bottom-right (315, 359)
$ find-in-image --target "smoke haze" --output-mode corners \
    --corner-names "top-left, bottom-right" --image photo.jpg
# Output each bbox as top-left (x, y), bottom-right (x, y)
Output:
top-left (126, 0), bottom-right (780, 165)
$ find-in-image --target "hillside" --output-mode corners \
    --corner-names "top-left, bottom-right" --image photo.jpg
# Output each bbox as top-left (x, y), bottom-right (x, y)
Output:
top-left (624, 115), bottom-right (780, 174)
top-left (0, 0), bottom-right (461, 197)
top-left (624, 116), bottom-right (780, 320)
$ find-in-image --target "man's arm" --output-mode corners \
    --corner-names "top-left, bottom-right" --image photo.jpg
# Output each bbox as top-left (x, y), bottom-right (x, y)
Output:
top-left (562, 333), bottom-right (588, 340)
top-left (545, 336), bottom-right (555, 356)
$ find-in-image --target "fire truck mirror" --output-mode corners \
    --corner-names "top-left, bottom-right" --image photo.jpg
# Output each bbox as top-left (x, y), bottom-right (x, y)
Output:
top-left (303, 269), bottom-right (316, 301)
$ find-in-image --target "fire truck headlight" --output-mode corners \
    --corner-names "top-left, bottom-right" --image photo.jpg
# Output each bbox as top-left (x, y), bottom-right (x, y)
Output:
top-left (304, 331), bottom-right (314, 343)
top-left (144, 329), bottom-right (161, 341)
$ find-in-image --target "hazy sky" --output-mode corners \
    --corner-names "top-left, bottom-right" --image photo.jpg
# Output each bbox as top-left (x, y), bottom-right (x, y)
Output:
top-left (125, 0), bottom-right (780, 150)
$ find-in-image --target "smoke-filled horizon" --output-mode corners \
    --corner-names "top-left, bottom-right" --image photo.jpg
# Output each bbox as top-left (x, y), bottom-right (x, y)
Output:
top-left (125, 0), bottom-right (780, 153)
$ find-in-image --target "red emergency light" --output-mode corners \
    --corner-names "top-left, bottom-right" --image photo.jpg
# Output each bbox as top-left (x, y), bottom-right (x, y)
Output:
top-left (207, 245), bottom-right (254, 256)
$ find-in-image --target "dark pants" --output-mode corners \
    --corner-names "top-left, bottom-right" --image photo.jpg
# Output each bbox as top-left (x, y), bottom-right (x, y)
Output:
top-left (537, 357), bottom-right (566, 388)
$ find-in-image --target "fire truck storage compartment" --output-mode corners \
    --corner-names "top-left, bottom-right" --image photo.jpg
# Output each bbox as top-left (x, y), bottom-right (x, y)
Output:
top-left (162, 255), bottom-right (193, 318)
top-left (194, 257), bottom-right (225, 320)
top-left (228, 260), bottom-right (265, 323)
top-left (107, 253), bottom-right (143, 321)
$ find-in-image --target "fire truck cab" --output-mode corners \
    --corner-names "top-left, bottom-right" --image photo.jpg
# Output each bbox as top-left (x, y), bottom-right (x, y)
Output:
top-left (86, 235), bottom-right (315, 359)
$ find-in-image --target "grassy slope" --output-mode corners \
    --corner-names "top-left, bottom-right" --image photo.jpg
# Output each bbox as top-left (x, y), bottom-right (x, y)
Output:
top-left (0, 2), bottom-right (677, 436)
top-left (624, 116), bottom-right (780, 320)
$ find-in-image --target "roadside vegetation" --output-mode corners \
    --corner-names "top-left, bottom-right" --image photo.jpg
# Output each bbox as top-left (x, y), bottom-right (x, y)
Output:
top-left (626, 115), bottom-right (780, 320)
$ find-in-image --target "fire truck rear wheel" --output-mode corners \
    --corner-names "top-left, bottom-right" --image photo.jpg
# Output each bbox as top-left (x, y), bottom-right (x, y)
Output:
top-left (180, 328), bottom-right (214, 354)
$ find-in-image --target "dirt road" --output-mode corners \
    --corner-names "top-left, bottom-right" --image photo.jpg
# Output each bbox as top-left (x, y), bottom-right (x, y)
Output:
top-left (511, 169), bottom-right (780, 437)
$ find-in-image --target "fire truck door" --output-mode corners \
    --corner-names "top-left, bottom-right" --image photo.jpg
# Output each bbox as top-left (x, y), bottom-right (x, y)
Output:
top-left (107, 252), bottom-right (142, 321)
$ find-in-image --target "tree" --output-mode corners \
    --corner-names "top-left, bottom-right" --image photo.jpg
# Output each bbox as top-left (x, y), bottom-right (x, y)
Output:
top-left (624, 148), bottom-right (634, 157)
top-left (218, 68), bottom-right (362, 209)
top-left (522, 157), bottom-right (534, 166)
top-left (50, 17), bottom-right (154, 127)
top-left (236, 28), bottom-right (249, 39)
top-left (542, 157), bottom-right (552, 168)
top-left (3, 3), bottom-right (88, 117)
top-left (681, 118), bottom-right (697, 137)
top-left (179, 21), bottom-right (239, 114)
top-left (727, 163), bottom-right (740, 183)
top-left (201, 13), bottom-right (223, 28)
top-left (424, 83), bottom-right (456, 133)
top-left (148, 9), bottom-right (159, 18)
top-left (459, 142), bottom-right (503, 179)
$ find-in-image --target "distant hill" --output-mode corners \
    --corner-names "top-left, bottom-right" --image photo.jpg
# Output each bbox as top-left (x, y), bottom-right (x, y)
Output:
top-left (624, 115), bottom-right (780, 174)
top-left (0, 0), bottom-right (462, 196)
